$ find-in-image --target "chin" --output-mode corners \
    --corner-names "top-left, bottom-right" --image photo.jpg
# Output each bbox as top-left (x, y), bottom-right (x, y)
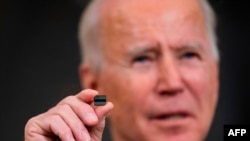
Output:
top-left (151, 132), bottom-right (204, 141)
top-left (141, 126), bottom-right (206, 141)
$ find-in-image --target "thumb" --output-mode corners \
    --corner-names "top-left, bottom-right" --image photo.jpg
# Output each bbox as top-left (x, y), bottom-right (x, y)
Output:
top-left (90, 116), bottom-right (106, 141)
top-left (90, 102), bottom-right (114, 141)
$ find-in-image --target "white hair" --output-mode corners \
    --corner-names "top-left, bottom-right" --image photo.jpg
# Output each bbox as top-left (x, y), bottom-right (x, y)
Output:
top-left (78, 0), bottom-right (103, 72)
top-left (199, 0), bottom-right (220, 60)
top-left (78, 0), bottom-right (219, 72)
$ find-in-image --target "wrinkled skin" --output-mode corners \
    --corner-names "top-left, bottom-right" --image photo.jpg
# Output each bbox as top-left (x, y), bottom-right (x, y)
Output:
top-left (24, 0), bottom-right (219, 141)
top-left (94, 0), bottom-right (219, 141)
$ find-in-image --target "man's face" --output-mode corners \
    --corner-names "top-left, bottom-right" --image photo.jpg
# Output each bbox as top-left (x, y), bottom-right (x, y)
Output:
top-left (93, 0), bottom-right (218, 141)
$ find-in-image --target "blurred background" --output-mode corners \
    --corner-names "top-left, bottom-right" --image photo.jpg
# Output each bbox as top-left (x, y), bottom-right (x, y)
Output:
top-left (1, 0), bottom-right (250, 140)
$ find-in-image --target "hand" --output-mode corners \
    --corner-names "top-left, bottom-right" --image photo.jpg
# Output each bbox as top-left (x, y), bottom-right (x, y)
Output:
top-left (24, 89), bottom-right (114, 141)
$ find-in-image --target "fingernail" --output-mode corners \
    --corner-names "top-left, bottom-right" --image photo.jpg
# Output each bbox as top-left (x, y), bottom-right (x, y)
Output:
top-left (86, 113), bottom-right (98, 122)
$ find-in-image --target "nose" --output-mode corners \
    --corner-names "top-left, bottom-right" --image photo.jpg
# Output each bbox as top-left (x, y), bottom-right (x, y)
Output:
top-left (156, 56), bottom-right (184, 96)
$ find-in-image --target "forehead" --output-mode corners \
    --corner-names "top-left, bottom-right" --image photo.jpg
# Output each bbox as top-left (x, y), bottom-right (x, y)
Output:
top-left (99, 0), bottom-right (204, 27)
top-left (97, 0), bottom-right (206, 50)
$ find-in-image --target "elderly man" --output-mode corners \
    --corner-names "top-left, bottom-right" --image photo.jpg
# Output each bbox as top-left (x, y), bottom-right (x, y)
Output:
top-left (25, 0), bottom-right (219, 141)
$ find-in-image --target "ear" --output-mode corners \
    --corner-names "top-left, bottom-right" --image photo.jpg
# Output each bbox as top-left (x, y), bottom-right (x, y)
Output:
top-left (79, 64), bottom-right (98, 89)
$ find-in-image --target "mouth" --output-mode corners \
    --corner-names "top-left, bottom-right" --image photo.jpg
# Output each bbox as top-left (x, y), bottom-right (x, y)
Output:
top-left (148, 111), bottom-right (193, 129)
top-left (154, 112), bottom-right (189, 120)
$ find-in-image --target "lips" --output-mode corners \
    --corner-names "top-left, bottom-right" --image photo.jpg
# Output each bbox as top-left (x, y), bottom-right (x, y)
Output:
top-left (148, 109), bottom-right (193, 122)
top-left (154, 112), bottom-right (189, 120)
top-left (147, 109), bottom-right (193, 130)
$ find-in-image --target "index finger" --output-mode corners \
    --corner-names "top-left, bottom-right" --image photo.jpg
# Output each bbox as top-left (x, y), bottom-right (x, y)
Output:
top-left (76, 89), bottom-right (99, 104)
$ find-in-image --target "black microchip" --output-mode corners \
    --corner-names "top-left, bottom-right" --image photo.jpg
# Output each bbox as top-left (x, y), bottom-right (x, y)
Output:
top-left (94, 95), bottom-right (106, 106)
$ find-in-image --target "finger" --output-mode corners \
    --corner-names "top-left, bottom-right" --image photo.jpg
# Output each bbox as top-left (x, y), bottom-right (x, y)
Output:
top-left (76, 89), bottom-right (99, 104)
top-left (57, 95), bottom-right (98, 126)
top-left (25, 114), bottom-right (75, 141)
top-left (91, 102), bottom-right (114, 139)
top-left (94, 102), bottom-right (114, 119)
top-left (89, 118), bottom-right (106, 141)
top-left (48, 115), bottom-right (75, 141)
top-left (48, 104), bottom-right (91, 141)
top-left (25, 116), bottom-right (53, 141)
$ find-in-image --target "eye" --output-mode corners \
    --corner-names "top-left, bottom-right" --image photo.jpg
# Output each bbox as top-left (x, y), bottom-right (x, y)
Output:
top-left (130, 51), bottom-right (159, 69)
top-left (133, 56), bottom-right (151, 63)
top-left (182, 52), bottom-right (199, 59)
top-left (132, 55), bottom-right (155, 69)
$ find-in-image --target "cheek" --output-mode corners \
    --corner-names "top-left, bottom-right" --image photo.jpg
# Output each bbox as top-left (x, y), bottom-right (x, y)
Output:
top-left (128, 72), bottom-right (157, 100)
top-left (180, 66), bottom-right (217, 136)
top-left (98, 67), bottom-right (158, 138)
top-left (98, 67), bottom-right (157, 116)
top-left (181, 65), bottom-right (217, 110)
top-left (182, 67), bottom-right (207, 93)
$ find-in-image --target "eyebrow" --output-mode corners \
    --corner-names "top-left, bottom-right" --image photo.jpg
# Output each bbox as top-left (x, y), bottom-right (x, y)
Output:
top-left (126, 41), bottom-right (205, 58)
top-left (126, 44), bottom-right (160, 57)
top-left (175, 42), bottom-right (205, 53)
